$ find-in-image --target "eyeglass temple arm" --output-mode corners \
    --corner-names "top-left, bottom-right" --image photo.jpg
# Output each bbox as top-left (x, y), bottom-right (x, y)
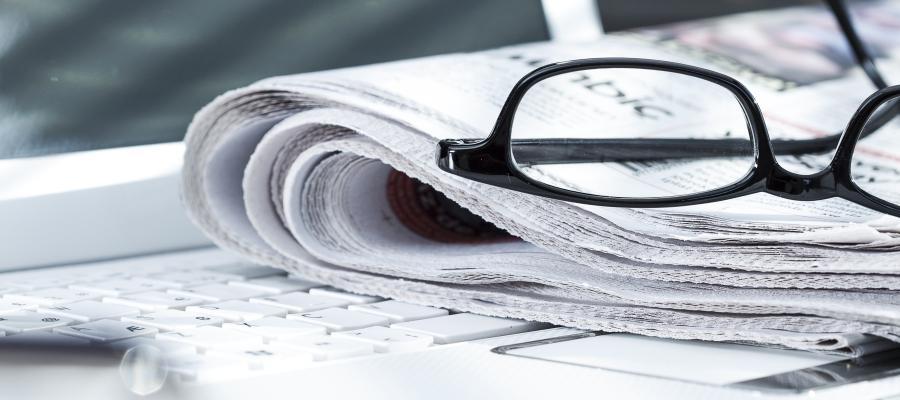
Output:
top-left (511, 137), bottom-right (784, 165)
top-left (825, 0), bottom-right (888, 90)
top-left (511, 138), bottom-right (748, 165)
top-left (510, 110), bottom-right (897, 165)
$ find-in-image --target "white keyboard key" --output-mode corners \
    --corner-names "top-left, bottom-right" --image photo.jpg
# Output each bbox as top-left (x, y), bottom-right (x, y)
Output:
top-left (109, 337), bottom-right (197, 358)
top-left (222, 317), bottom-right (326, 341)
top-left (6, 287), bottom-right (101, 306)
top-left (5, 276), bottom-right (83, 290)
top-left (104, 291), bottom-right (204, 311)
top-left (204, 263), bottom-right (285, 280)
top-left (185, 300), bottom-right (287, 322)
top-left (168, 284), bottom-right (266, 302)
top-left (69, 278), bottom-right (174, 296)
top-left (157, 326), bottom-right (263, 349)
top-left (249, 292), bottom-right (349, 312)
top-left (123, 310), bottom-right (223, 331)
top-left (308, 288), bottom-right (381, 304)
top-left (0, 311), bottom-right (73, 333)
top-left (39, 300), bottom-right (140, 322)
top-left (166, 354), bottom-right (249, 382)
top-left (0, 330), bottom-right (90, 346)
top-left (287, 308), bottom-right (390, 332)
top-left (349, 300), bottom-right (448, 322)
top-left (335, 326), bottom-right (433, 353)
top-left (54, 319), bottom-right (157, 342)
top-left (228, 277), bottom-right (322, 294)
top-left (391, 313), bottom-right (547, 344)
top-left (274, 335), bottom-right (374, 361)
top-left (0, 299), bottom-right (37, 315)
top-left (205, 344), bottom-right (313, 370)
top-left (143, 271), bottom-right (234, 288)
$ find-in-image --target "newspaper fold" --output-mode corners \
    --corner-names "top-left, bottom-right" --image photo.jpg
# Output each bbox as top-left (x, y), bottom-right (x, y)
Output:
top-left (182, 3), bottom-right (900, 354)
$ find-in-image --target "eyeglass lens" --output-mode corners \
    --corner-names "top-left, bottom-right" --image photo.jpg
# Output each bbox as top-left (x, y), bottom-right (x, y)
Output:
top-left (851, 95), bottom-right (900, 205)
top-left (509, 67), bottom-right (755, 199)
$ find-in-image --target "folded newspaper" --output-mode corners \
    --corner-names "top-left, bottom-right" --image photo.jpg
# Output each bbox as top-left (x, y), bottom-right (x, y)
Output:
top-left (181, 2), bottom-right (900, 354)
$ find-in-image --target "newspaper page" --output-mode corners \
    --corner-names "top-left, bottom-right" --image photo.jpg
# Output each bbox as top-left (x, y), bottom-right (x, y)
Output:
top-left (181, 1), bottom-right (900, 353)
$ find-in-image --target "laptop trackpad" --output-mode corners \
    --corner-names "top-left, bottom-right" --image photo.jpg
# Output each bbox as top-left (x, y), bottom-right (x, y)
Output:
top-left (503, 333), bottom-right (843, 386)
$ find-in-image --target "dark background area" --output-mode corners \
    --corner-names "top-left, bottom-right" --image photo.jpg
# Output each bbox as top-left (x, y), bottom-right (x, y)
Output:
top-left (0, 0), bottom-right (817, 158)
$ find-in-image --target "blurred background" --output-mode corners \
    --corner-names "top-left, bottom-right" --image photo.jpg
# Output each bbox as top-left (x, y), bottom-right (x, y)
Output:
top-left (1, 0), bottom-right (817, 158)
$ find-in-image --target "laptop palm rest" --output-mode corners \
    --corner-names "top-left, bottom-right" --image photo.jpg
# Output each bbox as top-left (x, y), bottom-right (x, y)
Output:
top-left (492, 332), bottom-right (900, 392)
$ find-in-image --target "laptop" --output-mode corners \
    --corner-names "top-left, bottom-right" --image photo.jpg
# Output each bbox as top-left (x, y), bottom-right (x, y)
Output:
top-left (2, 1), bottom-right (900, 399)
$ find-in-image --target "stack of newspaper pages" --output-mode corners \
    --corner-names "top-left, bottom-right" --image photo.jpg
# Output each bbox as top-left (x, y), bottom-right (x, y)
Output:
top-left (182, 2), bottom-right (900, 354)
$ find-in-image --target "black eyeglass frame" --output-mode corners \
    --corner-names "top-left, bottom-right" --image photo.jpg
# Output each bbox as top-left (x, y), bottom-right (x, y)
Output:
top-left (436, 0), bottom-right (900, 217)
top-left (437, 59), bottom-right (900, 216)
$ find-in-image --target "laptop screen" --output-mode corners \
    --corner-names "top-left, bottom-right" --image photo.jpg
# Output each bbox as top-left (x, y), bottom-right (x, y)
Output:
top-left (0, 0), bottom-right (814, 159)
top-left (0, 0), bottom-right (548, 159)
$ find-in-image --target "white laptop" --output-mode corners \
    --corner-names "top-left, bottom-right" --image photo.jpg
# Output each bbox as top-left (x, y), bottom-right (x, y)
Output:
top-left (2, 2), bottom-right (900, 399)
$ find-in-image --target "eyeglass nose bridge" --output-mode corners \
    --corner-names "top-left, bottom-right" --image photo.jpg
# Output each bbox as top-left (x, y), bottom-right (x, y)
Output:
top-left (764, 166), bottom-right (837, 201)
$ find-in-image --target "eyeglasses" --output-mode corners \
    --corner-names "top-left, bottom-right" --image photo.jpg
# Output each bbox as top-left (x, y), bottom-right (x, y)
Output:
top-left (436, 0), bottom-right (900, 218)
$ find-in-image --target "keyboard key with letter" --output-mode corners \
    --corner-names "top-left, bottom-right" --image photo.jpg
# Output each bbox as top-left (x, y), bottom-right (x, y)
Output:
top-left (54, 319), bottom-right (157, 342)
top-left (274, 335), bottom-right (374, 361)
top-left (123, 310), bottom-right (223, 331)
top-left (185, 300), bottom-right (287, 322)
top-left (157, 326), bottom-right (264, 349)
top-left (69, 278), bottom-right (175, 296)
top-left (169, 284), bottom-right (266, 302)
top-left (38, 300), bottom-right (140, 322)
top-left (349, 300), bottom-right (448, 322)
top-left (222, 317), bottom-right (326, 341)
top-left (105, 291), bottom-right (204, 311)
top-left (228, 277), bottom-right (323, 294)
top-left (249, 292), bottom-right (349, 312)
top-left (287, 308), bottom-right (390, 332)
top-left (6, 288), bottom-right (100, 306)
top-left (0, 311), bottom-right (74, 333)
top-left (308, 288), bottom-right (381, 304)
top-left (205, 344), bottom-right (313, 370)
top-left (335, 326), bottom-right (433, 353)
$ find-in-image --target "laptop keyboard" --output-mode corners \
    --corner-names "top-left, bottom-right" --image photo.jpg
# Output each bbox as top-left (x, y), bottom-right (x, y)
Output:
top-left (0, 249), bottom-right (551, 382)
